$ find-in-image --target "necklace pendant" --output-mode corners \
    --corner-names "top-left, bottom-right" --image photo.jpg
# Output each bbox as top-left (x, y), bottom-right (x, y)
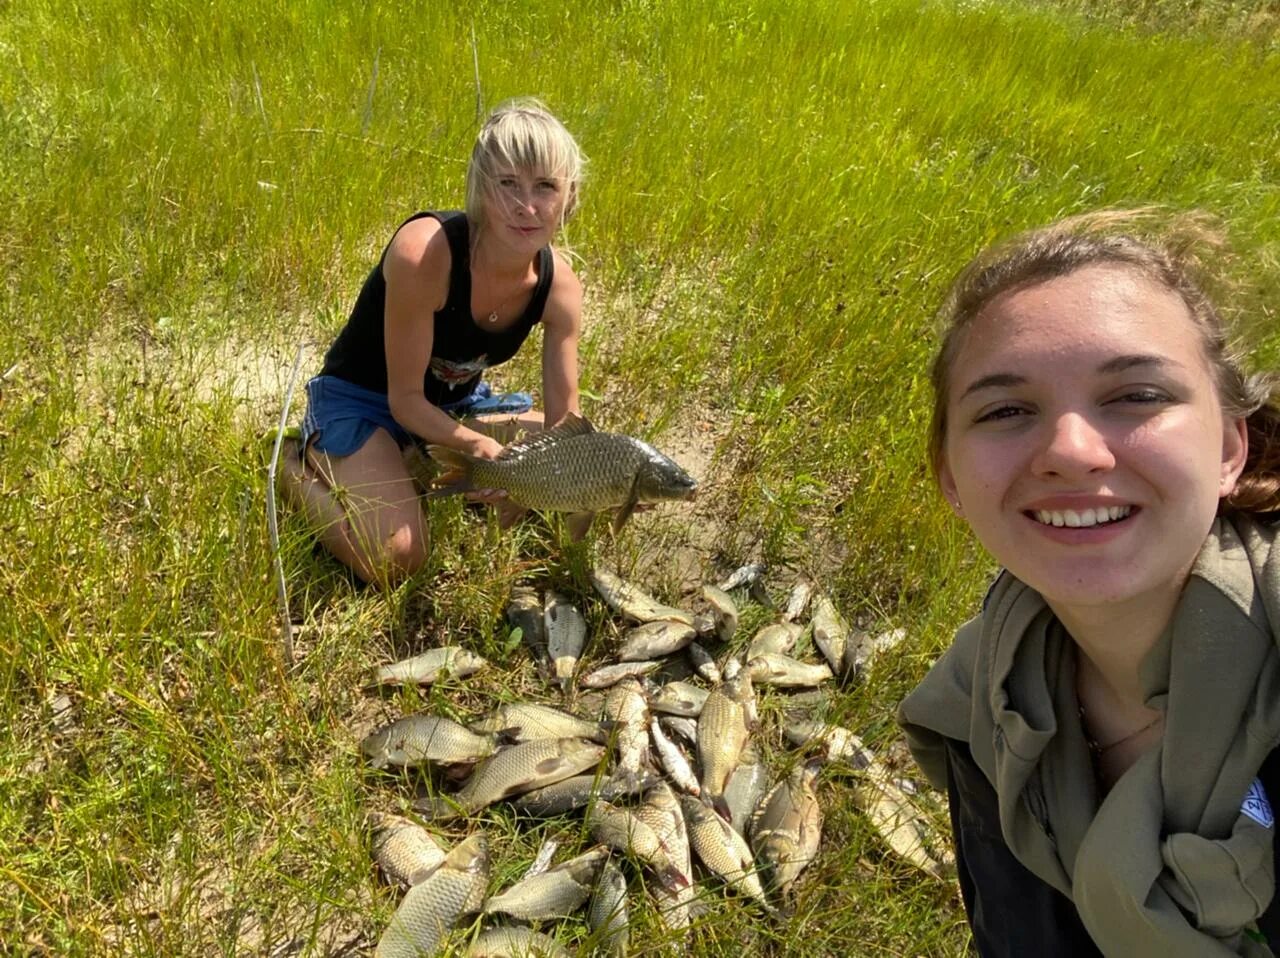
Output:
top-left (487, 310), bottom-right (499, 325)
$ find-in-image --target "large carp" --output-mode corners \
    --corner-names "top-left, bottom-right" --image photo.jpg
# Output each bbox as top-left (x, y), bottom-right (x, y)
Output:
top-left (427, 413), bottom-right (697, 537)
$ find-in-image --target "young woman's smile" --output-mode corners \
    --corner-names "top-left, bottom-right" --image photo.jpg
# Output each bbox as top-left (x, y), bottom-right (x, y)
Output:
top-left (938, 264), bottom-right (1247, 619)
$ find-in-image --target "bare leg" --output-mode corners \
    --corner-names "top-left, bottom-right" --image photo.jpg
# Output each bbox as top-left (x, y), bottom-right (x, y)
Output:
top-left (278, 429), bottom-right (428, 587)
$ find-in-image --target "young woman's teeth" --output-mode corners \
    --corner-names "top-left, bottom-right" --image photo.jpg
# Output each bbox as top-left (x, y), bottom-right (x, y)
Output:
top-left (1033, 506), bottom-right (1131, 528)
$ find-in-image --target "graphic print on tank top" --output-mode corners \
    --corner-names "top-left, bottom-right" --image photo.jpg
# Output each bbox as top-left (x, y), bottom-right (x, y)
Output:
top-left (430, 354), bottom-right (490, 387)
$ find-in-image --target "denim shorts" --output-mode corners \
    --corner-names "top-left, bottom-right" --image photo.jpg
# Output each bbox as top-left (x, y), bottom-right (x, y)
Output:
top-left (300, 375), bottom-right (533, 459)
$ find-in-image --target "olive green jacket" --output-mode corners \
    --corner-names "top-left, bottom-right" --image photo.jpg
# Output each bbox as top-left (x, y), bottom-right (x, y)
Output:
top-left (899, 517), bottom-right (1280, 956)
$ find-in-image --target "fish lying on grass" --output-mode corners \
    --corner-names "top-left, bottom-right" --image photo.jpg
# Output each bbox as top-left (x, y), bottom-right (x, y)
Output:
top-left (603, 680), bottom-right (650, 779)
top-left (376, 833), bottom-right (490, 958)
top-left (511, 770), bottom-right (661, 818)
top-left (750, 760), bottom-right (823, 897)
top-left (580, 660), bottom-right (662, 689)
top-left (687, 642), bottom-right (721, 683)
top-left (507, 586), bottom-right (548, 664)
top-left (648, 680), bottom-right (709, 718)
top-left (698, 671), bottom-right (757, 818)
top-left (414, 738), bottom-right (606, 820)
top-left (681, 794), bottom-right (778, 916)
top-left (587, 800), bottom-right (688, 888)
top-left (361, 715), bottom-right (500, 769)
top-left (586, 858), bottom-right (629, 956)
top-left (427, 413), bottom-right (697, 538)
top-left (783, 720), bottom-right (875, 770)
top-left (855, 761), bottom-right (954, 880)
top-left (465, 926), bottom-right (571, 958)
top-left (618, 620), bottom-right (696, 661)
top-left (700, 585), bottom-right (739, 642)
top-left (545, 590), bottom-right (587, 693)
top-left (367, 811), bottom-right (448, 888)
top-left (483, 846), bottom-right (608, 920)
top-left (367, 647), bottom-right (490, 689)
top-left (722, 746), bottom-right (769, 837)
top-left (590, 567), bottom-right (695, 625)
top-left (810, 595), bottom-right (850, 673)
top-left (746, 652), bottom-right (833, 688)
top-left (470, 702), bottom-right (610, 744)
top-left (650, 717), bottom-right (701, 796)
top-left (637, 782), bottom-right (695, 932)
top-left (746, 623), bottom-right (803, 659)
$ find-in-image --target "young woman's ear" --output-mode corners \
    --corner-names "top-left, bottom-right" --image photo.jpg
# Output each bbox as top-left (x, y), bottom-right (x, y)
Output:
top-left (938, 456), bottom-right (963, 515)
top-left (1220, 415), bottom-right (1249, 497)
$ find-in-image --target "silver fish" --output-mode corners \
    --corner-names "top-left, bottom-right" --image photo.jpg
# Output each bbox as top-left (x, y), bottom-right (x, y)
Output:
top-left (749, 760), bottom-right (823, 896)
top-left (428, 413), bottom-right (697, 535)
top-left (687, 642), bottom-right (722, 684)
top-left (781, 580), bottom-right (814, 623)
top-left (470, 702), bottom-right (609, 743)
top-left (465, 926), bottom-right (571, 958)
top-left (484, 846), bottom-right (608, 920)
top-left (524, 837), bottom-right (560, 879)
top-left (586, 858), bottom-right (629, 956)
top-left (587, 801), bottom-right (686, 888)
top-left (361, 714), bottom-right (499, 769)
top-left (746, 652), bottom-right (834, 688)
top-left (845, 626), bottom-right (909, 677)
top-left (680, 795), bottom-right (775, 914)
top-left (581, 660), bottom-right (662, 690)
top-left (415, 738), bottom-right (605, 819)
top-left (511, 770), bottom-right (661, 818)
top-left (692, 611), bottom-right (717, 637)
top-left (368, 647), bottom-right (490, 688)
top-left (855, 761), bottom-right (953, 880)
top-left (648, 681), bottom-right (709, 717)
top-left (721, 654), bottom-right (743, 681)
top-left (375, 832), bottom-right (489, 958)
top-left (722, 750), bottom-right (770, 837)
top-left (782, 720), bottom-right (875, 770)
top-left (603, 680), bottom-right (650, 777)
top-left (661, 715), bottom-right (700, 747)
top-left (745, 623), bottom-right (804, 659)
top-left (366, 811), bottom-right (448, 888)
top-left (810, 595), bottom-right (850, 673)
top-left (618, 620), bottom-right (696, 661)
top-left (700, 585), bottom-right (739, 643)
top-left (544, 590), bottom-right (587, 692)
top-left (697, 671), bottom-right (756, 819)
top-left (590, 567), bottom-right (695, 625)
top-left (637, 782), bottom-right (695, 933)
top-left (507, 586), bottom-right (548, 663)
top-left (717, 563), bottom-right (765, 592)
top-left (650, 718), bottom-right (700, 796)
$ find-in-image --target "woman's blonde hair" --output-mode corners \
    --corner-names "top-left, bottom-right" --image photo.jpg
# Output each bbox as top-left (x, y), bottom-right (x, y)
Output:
top-left (928, 209), bottom-right (1280, 514)
top-left (464, 98), bottom-right (584, 235)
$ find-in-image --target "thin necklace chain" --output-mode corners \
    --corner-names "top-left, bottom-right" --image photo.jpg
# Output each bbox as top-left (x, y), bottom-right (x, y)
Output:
top-left (1079, 707), bottom-right (1163, 754)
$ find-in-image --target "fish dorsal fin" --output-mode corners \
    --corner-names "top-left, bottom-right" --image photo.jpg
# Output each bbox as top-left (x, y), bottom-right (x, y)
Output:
top-left (497, 413), bottom-right (596, 461)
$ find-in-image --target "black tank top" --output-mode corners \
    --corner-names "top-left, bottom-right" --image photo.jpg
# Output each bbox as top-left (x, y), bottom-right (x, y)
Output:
top-left (319, 210), bottom-right (554, 407)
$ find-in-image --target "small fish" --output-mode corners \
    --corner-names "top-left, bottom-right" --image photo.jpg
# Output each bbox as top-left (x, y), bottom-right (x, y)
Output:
top-left (745, 623), bottom-right (804, 659)
top-left (698, 671), bottom-right (757, 818)
top-left (581, 660), bottom-right (662, 690)
top-left (701, 585), bottom-right (739, 643)
top-left (782, 720), bottom-right (875, 770)
top-left (366, 811), bottom-right (448, 888)
top-left (484, 846), bottom-right (608, 920)
top-left (746, 653), bottom-right (834, 689)
top-left (722, 750), bottom-right (770, 837)
top-left (603, 680), bottom-right (650, 778)
top-left (590, 567), bottom-right (695, 625)
top-left (810, 595), bottom-right (850, 673)
top-left (427, 413), bottom-right (698, 536)
top-left (687, 642), bottom-right (722, 684)
top-left (650, 718), bottom-right (700, 796)
top-left (587, 801), bottom-right (687, 887)
top-left (523, 837), bottom-right (560, 879)
top-left (415, 738), bottom-right (605, 819)
top-left (661, 715), bottom-right (700, 747)
top-left (511, 770), bottom-right (661, 818)
top-left (855, 761), bottom-right (953, 880)
top-left (844, 626), bottom-right (909, 677)
top-left (470, 702), bottom-right (609, 743)
top-left (649, 680), bottom-right (709, 717)
top-left (749, 760), bottom-right (823, 896)
top-left (465, 926), bottom-right (571, 958)
top-left (680, 795), bottom-right (776, 914)
top-left (692, 611), bottom-right (717, 637)
top-left (637, 782), bottom-right (695, 932)
top-left (507, 586), bottom-right (548, 663)
top-left (361, 715), bottom-right (499, 769)
top-left (618, 620), bottom-right (696, 661)
top-left (586, 858), bottom-right (629, 956)
top-left (781, 580), bottom-right (814, 623)
top-left (544, 591), bottom-right (587, 692)
top-left (375, 833), bottom-right (489, 958)
top-left (367, 647), bottom-right (490, 689)
top-left (717, 562), bottom-right (765, 592)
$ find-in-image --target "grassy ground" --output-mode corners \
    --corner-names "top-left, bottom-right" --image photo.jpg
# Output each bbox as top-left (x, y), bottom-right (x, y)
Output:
top-left (3, 0), bottom-right (1279, 954)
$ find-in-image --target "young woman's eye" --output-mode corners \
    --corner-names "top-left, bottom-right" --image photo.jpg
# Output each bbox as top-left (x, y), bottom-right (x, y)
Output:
top-left (1111, 388), bottom-right (1171, 405)
top-left (536, 180), bottom-right (559, 193)
top-left (974, 405), bottom-right (1027, 424)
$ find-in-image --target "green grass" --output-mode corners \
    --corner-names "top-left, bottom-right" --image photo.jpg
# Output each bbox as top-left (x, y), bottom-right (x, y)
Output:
top-left (3, 0), bottom-right (1279, 954)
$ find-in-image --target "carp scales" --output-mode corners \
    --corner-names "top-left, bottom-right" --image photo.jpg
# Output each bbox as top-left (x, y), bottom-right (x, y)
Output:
top-left (414, 737), bottom-right (606, 819)
top-left (590, 567), bottom-right (695, 625)
top-left (855, 761), bottom-right (954, 880)
top-left (617, 620), bottom-right (696, 661)
top-left (697, 671), bottom-right (757, 818)
top-left (810, 595), bottom-right (851, 673)
top-left (586, 858), bottom-right (629, 956)
top-left (511, 770), bottom-right (660, 818)
top-left (428, 413), bottom-right (697, 535)
top-left (749, 760), bottom-right (823, 896)
top-left (746, 652), bottom-right (833, 688)
top-left (366, 811), bottom-right (448, 888)
top-left (544, 591), bottom-right (587, 692)
top-left (602, 680), bottom-right (650, 778)
top-left (465, 926), bottom-right (571, 958)
top-left (680, 794), bottom-right (776, 914)
top-left (483, 846), bottom-right (608, 920)
top-left (367, 647), bottom-right (490, 689)
top-left (375, 833), bottom-right (489, 958)
top-left (470, 702), bottom-right (609, 743)
top-left (361, 715), bottom-right (499, 769)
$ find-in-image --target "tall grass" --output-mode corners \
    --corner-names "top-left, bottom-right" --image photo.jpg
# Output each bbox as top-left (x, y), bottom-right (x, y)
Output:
top-left (3, 0), bottom-right (1278, 953)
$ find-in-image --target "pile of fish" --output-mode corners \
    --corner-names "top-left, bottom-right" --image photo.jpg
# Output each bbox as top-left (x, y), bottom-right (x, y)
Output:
top-left (359, 564), bottom-right (953, 956)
